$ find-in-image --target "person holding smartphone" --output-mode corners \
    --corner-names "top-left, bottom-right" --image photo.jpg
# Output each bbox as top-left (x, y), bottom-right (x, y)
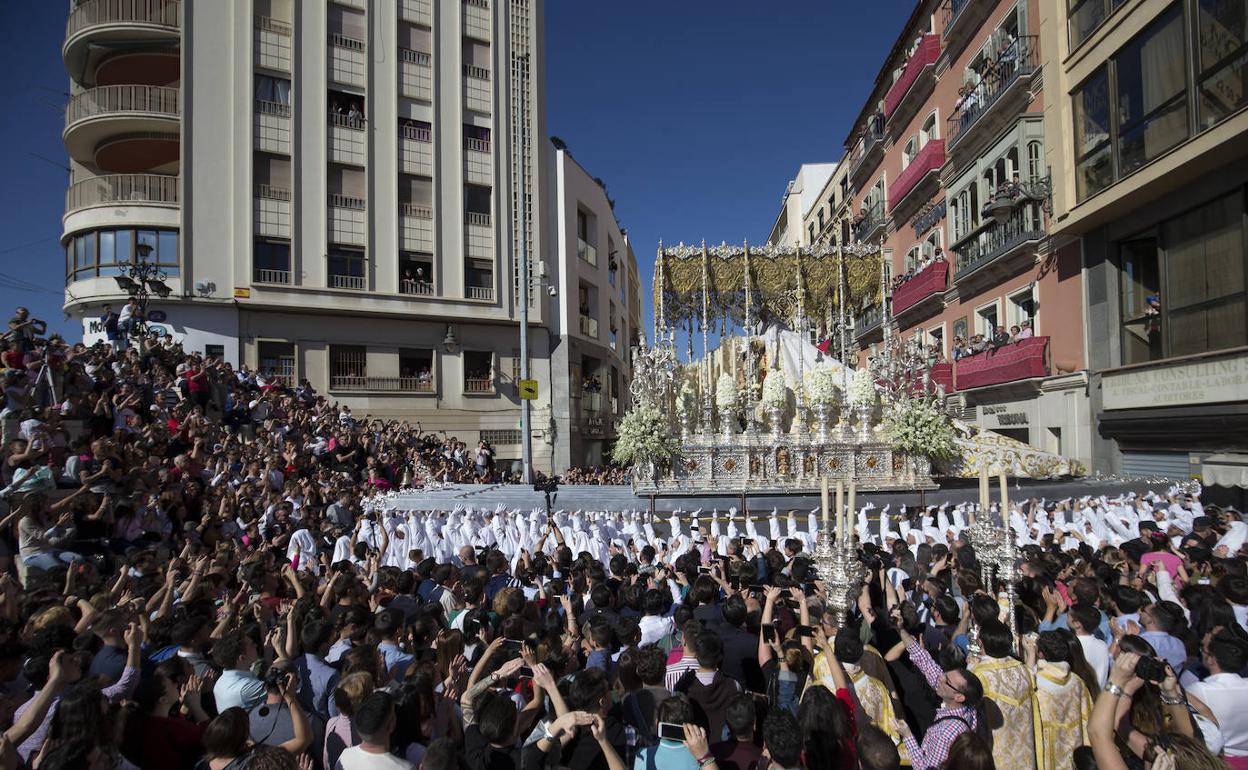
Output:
top-left (633, 694), bottom-right (719, 770)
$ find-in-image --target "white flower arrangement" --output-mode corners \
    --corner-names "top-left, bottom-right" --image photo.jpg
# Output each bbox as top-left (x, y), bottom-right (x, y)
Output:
top-left (888, 397), bottom-right (958, 461)
top-left (805, 365), bottom-right (840, 405)
top-left (715, 373), bottom-right (737, 410)
top-left (610, 403), bottom-right (680, 467)
top-left (676, 381), bottom-right (697, 416)
top-left (760, 370), bottom-right (789, 409)
top-left (848, 368), bottom-right (877, 408)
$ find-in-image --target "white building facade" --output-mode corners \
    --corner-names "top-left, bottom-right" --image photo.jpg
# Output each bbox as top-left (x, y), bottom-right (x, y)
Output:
top-left (62, 0), bottom-right (560, 470)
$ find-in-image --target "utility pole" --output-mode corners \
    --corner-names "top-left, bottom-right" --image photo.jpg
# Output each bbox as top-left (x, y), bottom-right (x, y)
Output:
top-left (515, 52), bottom-right (533, 484)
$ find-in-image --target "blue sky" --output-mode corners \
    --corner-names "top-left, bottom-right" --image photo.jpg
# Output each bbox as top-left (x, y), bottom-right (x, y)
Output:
top-left (0, 1), bottom-right (912, 339)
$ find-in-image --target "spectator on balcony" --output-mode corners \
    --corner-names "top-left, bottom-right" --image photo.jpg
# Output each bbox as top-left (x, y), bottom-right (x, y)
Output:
top-left (952, 336), bottom-right (970, 361)
top-left (998, 30), bottom-right (1018, 72)
top-left (1008, 325), bottom-right (1023, 344)
top-left (1016, 320), bottom-right (1034, 340)
top-left (991, 325), bottom-right (1012, 350)
top-left (347, 103), bottom-right (363, 128)
top-left (934, 247), bottom-right (946, 262)
top-left (969, 334), bottom-right (989, 355)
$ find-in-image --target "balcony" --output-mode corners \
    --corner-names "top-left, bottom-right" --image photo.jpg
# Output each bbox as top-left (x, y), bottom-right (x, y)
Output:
top-left (328, 194), bottom-right (366, 246)
top-left (954, 336), bottom-right (1049, 390)
top-left (400, 279), bottom-right (435, 296)
top-left (582, 391), bottom-right (602, 415)
top-left (328, 113), bottom-right (366, 166)
top-left (891, 259), bottom-right (948, 319)
top-left (328, 33), bottom-right (366, 87)
top-left (330, 376), bottom-right (433, 392)
top-left (883, 34), bottom-right (939, 127)
top-left (399, 0), bottom-right (432, 26)
top-left (253, 268), bottom-right (290, 285)
top-left (952, 200), bottom-right (1045, 292)
top-left (929, 362), bottom-right (955, 394)
top-left (399, 48), bottom-right (433, 101)
top-left (254, 184), bottom-right (291, 239)
top-left (464, 376), bottom-right (494, 393)
top-left (64, 85), bottom-right (180, 164)
top-left (399, 125), bottom-right (433, 176)
top-left (889, 139), bottom-right (944, 223)
top-left (939, 0), bottom-right (994, 62)
top-left (254, 15), bottom-right (291, 71)
top-left (579, 315), bottom-right (599, 339)
top-left (464, 137), bottom-right (492, 185)
top-left (463, 0), bottom-right (491, 41)
top-left (328, 273), bottom-right (365, 290)
top-left (466, 212), bottom-right (493, 260)
top-left (400, 203), bottom-right (434, 252)
top-left (855, 304), bottom-right (884, 341)
top-left (467, 286), bottom-right (494, 301)
top-left (848, 119), bottom-right (886, 189)
top-left (255, 100), bottom-right (290, 154)
top-left (65, 173), bottom-right (178, 216)
top-left (463, 65), bottom-right (491, 113)
top-left (945, 37), bottom-right (1040, 166)
top-left (577, 239), bottom-right (597, 268)
top-left (64, 0), bottom-right (181, 78)
top-left (853, 199), bottom-right (887, 244)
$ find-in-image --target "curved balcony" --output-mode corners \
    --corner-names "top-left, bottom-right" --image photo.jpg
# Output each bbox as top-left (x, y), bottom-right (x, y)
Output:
top-left (884, 34), bottom-right (940, 128)
top-left (954, 336), bottom-right (1049, 390)
top-left (64, 0), bottom-right (180, 81)
top-left (891, 259), bottom-right (948, 319)
top-left (64, 85), bottom-right (180, 165)
top-left (65, 173), bottom-right (178, 215)
top-left (889, 139), bottom-right (944, 224)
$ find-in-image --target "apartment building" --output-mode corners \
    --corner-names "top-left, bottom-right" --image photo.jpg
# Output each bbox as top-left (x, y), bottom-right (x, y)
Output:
top-left (835, 0), bottom-right (1093, 466)
top-left (548, 142), bottom-right (642, 470)
top-left (61, 0), bottom-right (559, 470)
top-left (1038, 0), bottom-right (1248, 478)
top-left (766, 163), bottom-right (839, 247)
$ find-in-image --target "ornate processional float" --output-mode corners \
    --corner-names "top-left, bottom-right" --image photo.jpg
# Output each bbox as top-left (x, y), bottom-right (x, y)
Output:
top-left (613, 239), bottom-right (960, 497)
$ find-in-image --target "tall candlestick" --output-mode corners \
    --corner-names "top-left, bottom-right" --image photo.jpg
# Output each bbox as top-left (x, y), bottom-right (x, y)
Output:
top-left (847, 482), bottom-right (857, 534)
top-left (998, 470), bottom-right (1009, 517)
top-left (835, 481), bottom-right (844, 537)
top-left (821, 476), bottom-right (830, 524)
top-left (979, 465), bottom-right (990, 512)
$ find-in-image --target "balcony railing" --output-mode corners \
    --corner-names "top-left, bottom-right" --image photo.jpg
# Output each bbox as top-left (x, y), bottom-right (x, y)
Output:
top-left (400, 202), bottom-right (433, 219)
top-left (464, 376), bottom-right (493, 392)
top-left (400, 279), bottom-right (435, 295)
top-left (328, 193), bottom-right (366, 210)
top-left (466, 211), bottom-right (491, 226)
top-left (65, 173), bottom-right (178, 213)
top-left (953, 200), bottom-right (1046, 281)
top-left (467, 286), bottom-right (494, 300)
top-left (255, 184), bottom-right (290, 201)
top-left (330, 376), bottom-right (433, 392)
top-left (884, 34), bottom-right (940, 119)
top-left (256, 99), bottom-right (290, 117)
top-left (848, 119), bottom-right (886, 184)
top-left (329, 32), bottom-right (365, 51)
top-left (579, 315), bottom-right (599, 338)
top-left (399, 47), bottom-right (431, 66)
top-left (577, 239), bottom-right (597, 267)
top-left (954, 335), bottom-right (1049, 390)
top-left (891, 260), bottom-right (948, 317)
top-left (464, 137), bottom-right (490, 153)
top-left (253, 268), bottom-right (290, 284)
top-left (65, 85), bottom-right (180, 126)
top-left (853, 200), bottom-right (886, 242)
top-left (855, 305), bottom-right (883, 337)
top-left (329, 112), bottom-right (365, 130)
top-left (911, 200), bottom-right (946, 236)
top-left (946, 36), bottom-right (1040, 150)
top-left (255, 15), bottom-right (289, 35)
top-left (329, 274), bottom-right (365, 290)
top-left (401, 123), bottom-right (431, 142)
top-left (890, 139), bottom-right (945, 211)
top-left (66, 0), bottom-right (180, 40)
top-left (463, 64), bottom-right (490, 80)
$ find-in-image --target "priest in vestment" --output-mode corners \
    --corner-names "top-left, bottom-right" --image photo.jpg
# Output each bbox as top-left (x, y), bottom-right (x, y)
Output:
top-left (1026, 631), bottom-right (1093, 770)
top-left (815, 632), bottom-right (910, 765)
top-left (971, 620), bottom-right (1042, 770)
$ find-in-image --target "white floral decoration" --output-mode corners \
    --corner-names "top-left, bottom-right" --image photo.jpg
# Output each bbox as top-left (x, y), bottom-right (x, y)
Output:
top-left (715, 373), bottom-right (737, 410)
top-left (610, 403), bottom-right (680, 467)
top-left (760, 370), bottom-right (789, 409)
top-left (848, 368), bottom-right (877, 408)
top-left (888, 396), bottom-right (958, 461)
top-left (805, 365), bottom-right (840, 405)
top-left (676, 381), bottom-right (697, 416)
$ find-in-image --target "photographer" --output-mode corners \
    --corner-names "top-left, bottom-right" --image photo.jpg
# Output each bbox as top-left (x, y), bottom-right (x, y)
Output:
top-left (7, 306), bottom-right (45, 354)
top-left (246, 661), bottom-right (317, 757)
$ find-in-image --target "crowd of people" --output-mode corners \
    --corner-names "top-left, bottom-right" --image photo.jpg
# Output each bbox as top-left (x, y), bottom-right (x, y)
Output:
top-left (951, 321), bottom-right (1034, 361)
top-left (0, 311), bottom-right (1246, 770)
top-left (890, 250), bottom-right (946, 293)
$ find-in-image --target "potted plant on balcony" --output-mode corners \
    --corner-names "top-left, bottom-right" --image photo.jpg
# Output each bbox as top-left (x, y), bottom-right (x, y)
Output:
top-left (611, 403), bottom-right (679, 484)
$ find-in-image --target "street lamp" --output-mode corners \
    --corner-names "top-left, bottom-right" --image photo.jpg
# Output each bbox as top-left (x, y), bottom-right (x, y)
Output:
top-left (441, 324), bottom-right (459, 354)
top-left (116, 242), bottom-right (168, 338)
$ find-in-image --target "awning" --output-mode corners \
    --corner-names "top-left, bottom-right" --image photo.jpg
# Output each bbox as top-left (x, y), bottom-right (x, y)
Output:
top-left (1201, 453), bottom-right (1248, 487)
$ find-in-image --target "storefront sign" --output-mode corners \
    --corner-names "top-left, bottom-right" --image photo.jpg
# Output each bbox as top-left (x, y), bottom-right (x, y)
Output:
top-left (1102, 352), bottom-right (1248, 410)
top-left (977, 402), bottom-right (1033, 428)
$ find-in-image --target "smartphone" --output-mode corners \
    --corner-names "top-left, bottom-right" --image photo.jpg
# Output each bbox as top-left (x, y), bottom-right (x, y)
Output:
top-left (747, 584), bottom-right (764, 592)
top-left (796, 625), bottom-right (815, 638)
top-left (762, 626), bottom-right (777, 643)
top-left (769, 540), bottom-right (778, 550)
top-left (503, 638), bottom-right (524, 654)
top-left (516, 666), bottom-right (534, 679)
top-left (697, 566), bottom-right (711, 575)
top-left (729, 577), bottom-right (741, 590)
top-left (658, 722), bottom-right (686, 742)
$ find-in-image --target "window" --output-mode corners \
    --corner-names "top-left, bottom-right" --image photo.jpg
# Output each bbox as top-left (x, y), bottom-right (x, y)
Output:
top-left (1073, 67), bottom-right (1113, 201)
top-left (1118, 190), bottom-right (1247, 364)
top-left (1114, 6), bottom-right (1188, 176)
top-left (464, 351), bottom-right (493, 392)
top-left (328, 248), bottom-right (366, 289)
top-left (329, 345), bottom-right (367, 386)
top-left (808, 223), bottom-right (816, 242)
top-left (902, 137), bottom-right (918, 169)
top-left (258, 341), bottom-right (295, 385)
top-left (255, 153), bottom-right (291, 195)
top-left (480, 429), bottom-right (522, 445)
top-left (920, 112), bottom-right (938, 147)
top-left (254, 239), bottom-right (291, 283)
top-left (400, 252), bottom-right (433, 294)
top-left (65, 228), bottom-right (177, 282)
top-left (905, 246), bottom-right (921, 273)
top-left (464, 123), bottom-right (491, 150)
top-left (255, 75), bottom-right (291, 106)
top-left (927, 324), bottom-right (945, 358)
top-left (466, 259), bottom-right (493, 288)
top-left (1008, 286), bottom-right (1037, 329)
top-left (818, 208), bottom-right (826, 231)
top-left (1068, 0), bottom-right (1117, 50)
top-left (465, 184), bottom-right (492, 215)
top-left (1027, 141), bottom-right (1043, 183)
top-left (400, 348), bottom-right (433, 388)
top-left (925, 230), bottom-right (942, 259)
top-left (976, 302), bottom-right (999, 336)
top-left (1197, 0), bottom-right (1248, 128)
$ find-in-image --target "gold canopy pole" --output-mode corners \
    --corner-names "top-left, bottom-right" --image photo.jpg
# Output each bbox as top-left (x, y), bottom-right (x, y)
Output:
top-left (655, 242), bottom-right (665, 340)
top-left (701, 242), bottom-right (712, 432)
top-left (744, 241), bottom-right (753, 417)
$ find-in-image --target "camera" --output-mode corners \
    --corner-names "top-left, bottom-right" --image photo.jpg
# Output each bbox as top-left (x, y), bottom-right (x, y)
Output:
top-left (533, 477), bottom-right (560, 494)
top-left (1134, 656), bottom-right (1167, 683)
